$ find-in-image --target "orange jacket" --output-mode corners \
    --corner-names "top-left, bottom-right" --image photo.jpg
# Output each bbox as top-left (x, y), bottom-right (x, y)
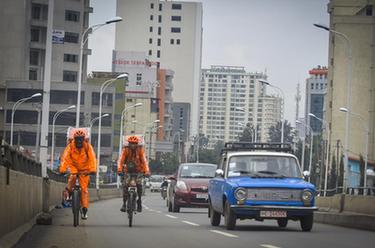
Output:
top-left (59, 141), bottom-right (97, 174)
top-left (117, 146), bottom-right (150, 175)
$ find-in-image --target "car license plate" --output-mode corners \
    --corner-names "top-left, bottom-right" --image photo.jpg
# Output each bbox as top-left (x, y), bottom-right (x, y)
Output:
top-left (196, 193), bottom-right (208, 199)
top-left (260, 210), bottom-right (287, 218)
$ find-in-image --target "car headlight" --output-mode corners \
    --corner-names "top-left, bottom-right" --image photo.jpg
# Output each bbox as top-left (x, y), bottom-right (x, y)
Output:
top-left (234, 188), bottom-right (247, 201)
top-left (176, 181), bottom-right (188, 191)
top-left (301, 190), bottom-right (313, 205)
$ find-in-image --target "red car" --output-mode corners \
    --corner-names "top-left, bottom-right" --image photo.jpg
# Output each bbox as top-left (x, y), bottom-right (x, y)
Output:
top-left (167, 163), bottom-right (217, 212)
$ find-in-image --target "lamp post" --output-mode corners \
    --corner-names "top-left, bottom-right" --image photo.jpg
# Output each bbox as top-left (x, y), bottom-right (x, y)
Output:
top-left (143, 120), bottom-right (160, 160)
top-left (309, 113), bottom-right (330, 196)
top-left (258, 79), bottom-right (285, 143)
top-left (148, 123), bottom-right (162, 160)
top-left (173, 129), bottom-right (185, 163)
top-left (10, 93), bottom-right (42, 146)
top-left (339, 107), bottom-right (369, 190)
top-left (89, 113), bottom-right (109, 141)
top-left (75, 16), bottom-right (123, 127)
top-left (195, 135), bottom-right (206, 163)
top-left (51, 105), bottom-right (76, 169)
top-left (314, 23), bottom-right (352, 193)
top-left (296, 120), bottom-right (314, 182)
top-left (96, 73), bottom-right (128, 190)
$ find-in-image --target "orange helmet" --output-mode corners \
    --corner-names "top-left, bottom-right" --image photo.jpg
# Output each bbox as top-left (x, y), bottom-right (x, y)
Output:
top-left (127, 136), bottom-right (139, 144)
top-left (73, 129), bottom-right (86, 138)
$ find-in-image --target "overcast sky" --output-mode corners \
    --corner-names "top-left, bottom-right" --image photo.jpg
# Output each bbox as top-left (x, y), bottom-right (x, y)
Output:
top-left (87, 0), bottom-right (330, 124)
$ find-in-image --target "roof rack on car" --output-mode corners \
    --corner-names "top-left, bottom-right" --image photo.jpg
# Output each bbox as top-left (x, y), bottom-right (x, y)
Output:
top-left (221, 142), bottom-right (293, 154)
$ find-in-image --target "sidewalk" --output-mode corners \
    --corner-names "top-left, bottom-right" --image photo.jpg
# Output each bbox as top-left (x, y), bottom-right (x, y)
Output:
top-left (315, 210), bottom-right (375, 231)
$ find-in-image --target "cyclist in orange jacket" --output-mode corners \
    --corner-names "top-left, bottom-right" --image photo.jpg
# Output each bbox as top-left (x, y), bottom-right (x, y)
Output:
top-left (117, 136), bottom-right (150, 212)
top-left (59, 128), bottom-right (97, 219)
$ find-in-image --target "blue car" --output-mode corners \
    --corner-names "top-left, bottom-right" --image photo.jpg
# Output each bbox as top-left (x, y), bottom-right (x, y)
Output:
top-left (208, 143), bottom-right (317, 231)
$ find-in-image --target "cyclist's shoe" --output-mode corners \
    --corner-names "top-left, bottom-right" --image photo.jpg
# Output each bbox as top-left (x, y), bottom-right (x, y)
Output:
top-left (120, 203), bottom-right (126, 212)
top-left (137, 200), bottom-right (142, 212)
top-left (81, 207), bottom-right (88, 220)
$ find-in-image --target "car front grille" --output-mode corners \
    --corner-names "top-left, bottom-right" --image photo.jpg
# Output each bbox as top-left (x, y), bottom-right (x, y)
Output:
top-left (247, 188), bottom-right (302, 202)
top-left (191, 187), bottom-right (208, 193)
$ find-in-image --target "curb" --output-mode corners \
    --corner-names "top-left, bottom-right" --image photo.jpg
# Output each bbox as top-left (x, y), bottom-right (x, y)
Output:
top-left (315, 211), bottom-right (375, 231)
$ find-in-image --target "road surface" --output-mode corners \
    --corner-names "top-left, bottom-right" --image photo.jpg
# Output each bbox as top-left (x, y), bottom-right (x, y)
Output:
top-left (15, 193), bottom-right (375, 248)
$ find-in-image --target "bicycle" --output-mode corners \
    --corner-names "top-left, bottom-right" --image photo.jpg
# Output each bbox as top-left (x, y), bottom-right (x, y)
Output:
top-left (65, 172), bottom-right (89, 227)
top-left (124, 173), bottom-right (144, 227)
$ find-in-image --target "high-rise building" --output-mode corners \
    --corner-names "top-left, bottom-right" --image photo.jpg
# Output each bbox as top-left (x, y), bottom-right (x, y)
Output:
top-left (0, 0), bottom-right (103, 163)
top-left (199, 65), bottom-right (282, 147)
top-left (114, 0), bottom-right (202, 136)
top-left (325, 0), bottom-right (375, 187)
top-left (305, 66), bottom-right (328, 133)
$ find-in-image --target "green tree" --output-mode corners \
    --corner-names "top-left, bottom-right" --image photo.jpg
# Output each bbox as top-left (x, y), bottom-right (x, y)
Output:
top-left (159, 152), bottom-right (179, 174)
top-left (238, 123), bottom-right (254, 142)
top-left (268, 120), bottom-right (294, 143)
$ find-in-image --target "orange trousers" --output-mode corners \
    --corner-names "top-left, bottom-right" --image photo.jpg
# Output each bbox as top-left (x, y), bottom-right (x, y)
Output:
top-left (67, 174), bottom-right (90, 209)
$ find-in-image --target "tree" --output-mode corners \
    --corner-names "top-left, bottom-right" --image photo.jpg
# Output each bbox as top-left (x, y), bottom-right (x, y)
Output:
top-left (329, 155), bottom-right (337, 194)
top-left (268, 120), bottom-right (294, 143)
top-left (238, 123), bottom-right (254, 142)
top-left (158, 152), bottom-right (179, 174)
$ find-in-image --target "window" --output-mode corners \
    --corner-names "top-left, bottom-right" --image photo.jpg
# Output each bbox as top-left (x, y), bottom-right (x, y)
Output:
top-left (149, 50), bottom-right (152, 56)
top-left (150, 15), bottom-right (153, 21)
top-left (149, 26), bottom-right (153, 32)
top-left (64, 32), bottom-right (79, 43)
top-left (30, 28), bottom-right (40, 42)
top-left (176, 39), bottom-right (180, 45)
top-left (170, 39), bottom-right (174, 44)
top-left (92, 93), bottom-right (112, 106)
top-left (159, 3), bottom-right (162, 11)
top-left (64, 54), bottom-right (78, 63)
top-left (158, 15), bottom-right (162, 23)
top-left (30, 50), bottom-right (39, 65)
top-left (171, 27), bottom-right (181, 33)
top-left (157, 38), bottom-right (161, 46)
top-left (366, 5), bottom-right (373, 16)
top-left (31, 4), bottom-right (41, 19)
top-left (172, 4), bottom-right (182, 10)
top-left (171, 16), bottom-right (181, 21)
top-left (157, 50), bottom-right (160, 58)
top-left (29, 69), bottom-right (37, 80)
top-left (65, 10), bottom-right (80, 22)
top-left (63, 70), bottom-right (77, 82)
top-left (158, 27), bottom-right (161, 35)
top-left (149, 38), bottom-right (152, 44)
top-left (150, 3), bottom-right (154, 9)
top-left (136, 73), bottom-right (142, 85)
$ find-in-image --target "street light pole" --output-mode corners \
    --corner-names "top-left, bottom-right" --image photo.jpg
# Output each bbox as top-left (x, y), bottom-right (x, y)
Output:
top-left (296, 120), bottom-right (314, 182)
top-left (259, 80), bottom-right (285, 143)
top-left (10, 93), bottom-right (42, 146)
top-left (51, 105), bottom-right (76, 170)
top-left (89, 113), bottom-right (109, 142)
top-left (96, 73), bottom-right (128, 190)
top-left (195, 135), bottom-right (206, 163)
top-left (309, 113), bottom-right (330, 196)
top-left (75, 16), bottom-right (123, 127)
top-left (314, 23), bottom-right (352, 193)
top-left (339, 107), bottom-right (369, 190)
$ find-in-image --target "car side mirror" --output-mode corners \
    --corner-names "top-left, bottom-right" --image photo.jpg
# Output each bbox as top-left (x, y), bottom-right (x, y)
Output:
top-left (215, 169), bottom-right (224, 178)
top-left (303, 171), bottom-right (311, 178)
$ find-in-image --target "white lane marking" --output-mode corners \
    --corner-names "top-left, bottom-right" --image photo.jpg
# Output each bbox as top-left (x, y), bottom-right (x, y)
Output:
top-left (210, 230), bottom-right (238, 238)
top-left (260, 245), bottom-right (281, 248)
top-left (165, 214), bottom-right (178, 219)
top-left (182, 221), bottom-right (200, 226)
top-left (156, 211), bottom-right (162, 214)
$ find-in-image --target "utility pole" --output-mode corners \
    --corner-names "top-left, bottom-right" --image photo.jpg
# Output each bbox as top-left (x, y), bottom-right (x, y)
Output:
top-left (295, 83), bottom-right (301, 124)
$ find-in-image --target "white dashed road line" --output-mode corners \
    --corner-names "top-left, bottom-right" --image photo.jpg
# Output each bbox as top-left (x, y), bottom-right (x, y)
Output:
top-left (260, 245), bottom-right (281, 248)
top-left (156, 211), bottom-right (162, 214)
top-left (165, 214), bottom-right (178, 219)
top-left (209, 230), bottom-right (238, 238)
top-left (182, 221), bottom-right (200, 226)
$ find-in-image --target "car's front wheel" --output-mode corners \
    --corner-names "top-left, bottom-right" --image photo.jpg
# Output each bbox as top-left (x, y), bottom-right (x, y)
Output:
top-left (209, 202), bottom-right (221, 226)
top-left (277, 218), bottom-right (288, 228)
top-left (300, 213), bottom-right (313, 232)
top-left (224, 201), bottom-right (236, 230)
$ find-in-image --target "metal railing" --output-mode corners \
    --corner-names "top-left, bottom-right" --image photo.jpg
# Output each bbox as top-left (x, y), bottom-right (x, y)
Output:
top-left (317, 186), bottom-right (375, 196)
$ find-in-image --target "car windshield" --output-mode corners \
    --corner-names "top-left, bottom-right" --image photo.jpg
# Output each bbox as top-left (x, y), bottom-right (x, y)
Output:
top-left (227, 155), bottom-right (302, 178)
top-left (150, 177), bottom-right (163, 182)
top-left (180, 164), bottom-right (217, 178)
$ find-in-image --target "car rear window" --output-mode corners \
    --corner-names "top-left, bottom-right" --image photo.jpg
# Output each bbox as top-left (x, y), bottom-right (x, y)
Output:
top-left (180, 164), bottom-right (217, 178)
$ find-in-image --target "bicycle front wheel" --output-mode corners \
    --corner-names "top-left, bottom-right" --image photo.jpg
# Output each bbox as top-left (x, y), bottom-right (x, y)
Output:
top-left (72, 190), bottom-right (80, 227)
top-left (127, 193), bottom-right (133, 227)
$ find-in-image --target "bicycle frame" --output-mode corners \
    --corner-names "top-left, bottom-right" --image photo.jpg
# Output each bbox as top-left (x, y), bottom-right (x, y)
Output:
top-left (124, 173), bottom-right (144, 227)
